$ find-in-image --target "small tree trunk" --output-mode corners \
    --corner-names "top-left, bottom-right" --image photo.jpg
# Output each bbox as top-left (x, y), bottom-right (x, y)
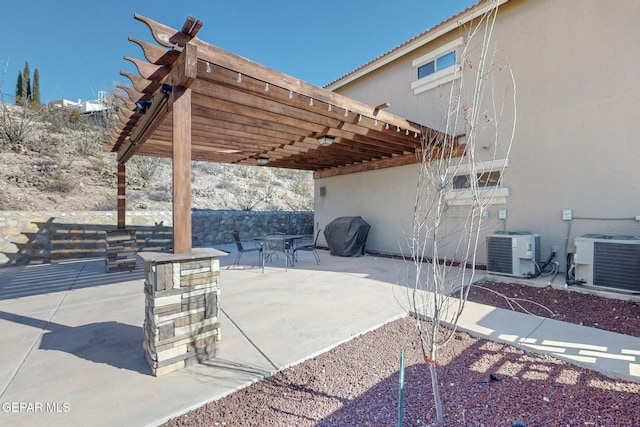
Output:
top-left (430, 358), bottom-right (444, 424)
top-left (406, 3), bottom-right (512, 424)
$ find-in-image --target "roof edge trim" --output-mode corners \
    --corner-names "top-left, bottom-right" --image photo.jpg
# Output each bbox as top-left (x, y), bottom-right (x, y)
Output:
top-left (325, 0), bottom-right (508, 91)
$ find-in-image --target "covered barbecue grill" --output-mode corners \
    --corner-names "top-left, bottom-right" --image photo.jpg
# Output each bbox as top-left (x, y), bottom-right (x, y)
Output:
top-left (323, 216), bottom-right (370, 257)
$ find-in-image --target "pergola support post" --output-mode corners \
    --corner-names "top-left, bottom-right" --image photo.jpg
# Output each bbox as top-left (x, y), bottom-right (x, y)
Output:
top-left (117, 162), bottom-right (126, 229)
top-left (105, 162), bottom-right (136, 273)
top-left (172, 85), bottom-right (192, 254)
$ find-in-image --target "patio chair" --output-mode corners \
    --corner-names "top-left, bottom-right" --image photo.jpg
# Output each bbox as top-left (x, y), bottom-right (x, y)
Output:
top-left (261, 234), bottom-right (293, 273)
top-left (293, 227), bottom-right (321, 265)
top-left (233, 231), bottom-right (262, 267)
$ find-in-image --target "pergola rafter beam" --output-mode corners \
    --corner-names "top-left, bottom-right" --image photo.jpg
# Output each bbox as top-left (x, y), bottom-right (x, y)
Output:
top-left (194, 63), bottom-right (423, 151)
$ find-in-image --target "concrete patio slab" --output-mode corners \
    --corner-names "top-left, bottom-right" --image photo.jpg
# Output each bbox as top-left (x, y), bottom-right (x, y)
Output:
top-left (0, 247), bottom-right (638, 426)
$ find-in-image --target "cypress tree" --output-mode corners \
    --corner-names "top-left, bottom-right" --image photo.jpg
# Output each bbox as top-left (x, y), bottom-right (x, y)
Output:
top-left (15, 71), bottom-right (23, 105)
top-left (23, 62), bottom-right (31, 101)
top-left (32, 69), bottom-right (41, 104)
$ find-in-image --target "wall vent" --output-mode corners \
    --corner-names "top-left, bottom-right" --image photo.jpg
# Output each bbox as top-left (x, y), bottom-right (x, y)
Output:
top-left (487, 231), bottom-right (540, 277)
top-left (574, 234), bottom-right (640, 292)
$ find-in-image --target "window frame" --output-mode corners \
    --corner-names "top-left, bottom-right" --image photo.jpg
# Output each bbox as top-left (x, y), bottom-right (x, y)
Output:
top-left (453, 170), bottom-right (502, 190)
top-left (417, 51), bottom-right (457, 80)
top-left (411, 37), bottom-right (464, 95)
top-left (445, 158), bottom-right (510, 206)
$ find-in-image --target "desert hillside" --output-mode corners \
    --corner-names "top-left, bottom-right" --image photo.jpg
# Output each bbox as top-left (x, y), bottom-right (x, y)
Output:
top-left (0, 103), bottom-right (313, 212)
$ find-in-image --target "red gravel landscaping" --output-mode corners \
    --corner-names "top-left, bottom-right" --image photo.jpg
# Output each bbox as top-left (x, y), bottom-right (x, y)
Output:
top-left (163, 283), bottom-right (640, 426)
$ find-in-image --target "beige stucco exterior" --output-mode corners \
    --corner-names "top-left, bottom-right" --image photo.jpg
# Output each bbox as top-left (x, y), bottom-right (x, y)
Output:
top-left (315, 0), bottom-right (640, 272)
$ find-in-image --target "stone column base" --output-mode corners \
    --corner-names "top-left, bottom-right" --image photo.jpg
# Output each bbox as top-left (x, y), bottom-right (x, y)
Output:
top-left (105, 229), bottom-right (137, 273)
top-left (138, 248), bottom-right (227, 376)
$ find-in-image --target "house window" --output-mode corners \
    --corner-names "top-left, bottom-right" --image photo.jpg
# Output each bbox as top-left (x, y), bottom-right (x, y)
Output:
top-left (417, 61), bottom-right (435, 79)
top-left (437, 51), bottom-right (456, 69)
top-left (478, 171), bottom-right (501, 187)
top-left (445, 158), bottom-right (510, 206)
top-left (417, 51), bottom-right (456, 80)
top-left (453, 170), bottom-right (501, 189)
top-left (452, 174), bottom-right (470, 189)
top-left (411, 37), bottom-right (463, 95)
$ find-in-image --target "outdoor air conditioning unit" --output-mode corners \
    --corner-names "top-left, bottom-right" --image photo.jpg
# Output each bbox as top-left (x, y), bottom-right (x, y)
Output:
top-left (574, 234), bottom-right (640, 292)
top-left (486, 231), bottom-right (540, 278)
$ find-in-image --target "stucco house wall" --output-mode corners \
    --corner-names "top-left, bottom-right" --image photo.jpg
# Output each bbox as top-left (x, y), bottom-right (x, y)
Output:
top-left (315, 0), bottom-right (640, 271)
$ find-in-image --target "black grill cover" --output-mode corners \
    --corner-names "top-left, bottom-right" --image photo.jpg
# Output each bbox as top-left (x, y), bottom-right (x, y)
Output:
top-left (324, 216), bottom-right (370, 257)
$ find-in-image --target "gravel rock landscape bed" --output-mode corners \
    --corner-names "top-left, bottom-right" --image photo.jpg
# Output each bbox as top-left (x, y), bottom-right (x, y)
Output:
top-left (163, 282), bottom-right (640, 426)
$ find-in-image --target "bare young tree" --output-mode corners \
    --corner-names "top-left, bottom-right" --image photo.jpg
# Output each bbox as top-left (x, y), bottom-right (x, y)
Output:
top-left (405, 3), bottom-right (517, 423)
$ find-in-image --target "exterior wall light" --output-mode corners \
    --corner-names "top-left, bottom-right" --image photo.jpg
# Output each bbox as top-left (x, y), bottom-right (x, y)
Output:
top-left (317, 136), bottom-right (334, 146)
top-left (256, 157), bottom-right (269, 165)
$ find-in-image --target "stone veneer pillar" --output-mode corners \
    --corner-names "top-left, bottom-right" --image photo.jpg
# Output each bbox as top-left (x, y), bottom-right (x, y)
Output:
top-left (105, 229), bottom-right (137, 273)
top-left (138, 248), bottom-right (227, 376)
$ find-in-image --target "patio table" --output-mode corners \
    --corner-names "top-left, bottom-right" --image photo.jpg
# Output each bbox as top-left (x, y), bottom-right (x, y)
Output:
top-left (253, 234), bottom-right (305, 266)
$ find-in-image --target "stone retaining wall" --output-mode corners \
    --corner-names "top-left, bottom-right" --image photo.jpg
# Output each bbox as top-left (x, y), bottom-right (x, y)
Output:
top-left (0, 210), bottom-right (314, 266)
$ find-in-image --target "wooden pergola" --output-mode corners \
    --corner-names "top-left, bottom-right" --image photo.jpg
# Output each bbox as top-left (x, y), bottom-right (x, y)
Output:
top-left (108, 15), bottom-right (456, 254)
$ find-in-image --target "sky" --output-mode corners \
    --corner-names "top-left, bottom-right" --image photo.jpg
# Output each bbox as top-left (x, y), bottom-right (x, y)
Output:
top-left (0, 1), bottom-right (478, 104)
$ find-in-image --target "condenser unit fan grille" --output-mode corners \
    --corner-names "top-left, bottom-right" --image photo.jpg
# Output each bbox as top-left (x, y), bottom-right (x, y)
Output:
top-left (487, 236), bottom-right (513, 275)
top-left (593, 242), bottom-right (640, 291)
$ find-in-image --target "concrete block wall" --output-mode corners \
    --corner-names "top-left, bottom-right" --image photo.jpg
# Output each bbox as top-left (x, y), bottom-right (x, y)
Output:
top-left (0, 210), bottom-right (313, 266)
